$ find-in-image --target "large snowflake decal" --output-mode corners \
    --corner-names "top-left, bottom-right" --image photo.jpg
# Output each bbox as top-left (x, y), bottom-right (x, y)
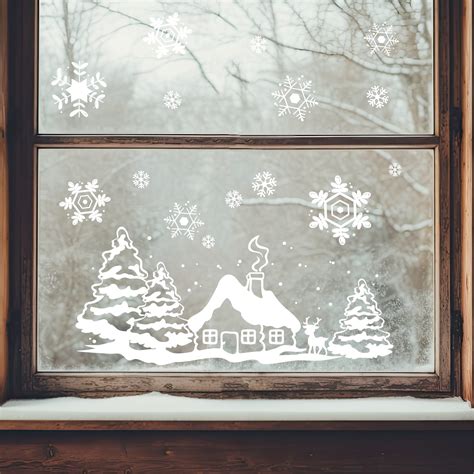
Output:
top-left (59, 179), bottom-right (111, 225)
top-left (272, 75), bottom-right (318, 122)
top-left (364, 23), bottom-right (399, 56)
top-left (51, 62), bottom-right (107, 118)
top-left (252, 171), bottom-right (277, 197)
top-left (308, 176), bottom-right (371, 245)
top-left (164, 202), bottom-right (204, 240)
top-left (367, 85), bottom-right (389, 108)
top-left (143, 13), bottom-right (192, 59)
top-left (225, 190), bottom-right (243, 208)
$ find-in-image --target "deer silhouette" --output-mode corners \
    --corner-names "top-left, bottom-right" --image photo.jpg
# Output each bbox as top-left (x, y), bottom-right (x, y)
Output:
top-left (303, 317), bottom-right (328, 355)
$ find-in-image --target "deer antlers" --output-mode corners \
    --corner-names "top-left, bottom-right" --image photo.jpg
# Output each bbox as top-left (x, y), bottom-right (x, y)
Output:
top-left (303, 317), bottom-right (321, 328)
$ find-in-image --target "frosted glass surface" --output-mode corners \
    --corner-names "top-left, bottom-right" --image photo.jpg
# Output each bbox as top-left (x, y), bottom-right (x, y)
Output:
top-left (39, 0), bottom-right (433, 134)
top-left (37, 149), bottom-right (435, 372)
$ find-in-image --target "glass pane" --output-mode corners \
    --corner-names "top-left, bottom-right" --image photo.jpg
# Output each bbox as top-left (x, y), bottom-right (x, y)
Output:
top-left (39, 0), bottom-right (434, 134)
top-left (37, 149), bottom-right (435, 372)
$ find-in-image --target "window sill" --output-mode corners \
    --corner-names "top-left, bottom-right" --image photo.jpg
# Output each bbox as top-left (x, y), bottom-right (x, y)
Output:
top-left (0, 393), bottom-right (473, 429)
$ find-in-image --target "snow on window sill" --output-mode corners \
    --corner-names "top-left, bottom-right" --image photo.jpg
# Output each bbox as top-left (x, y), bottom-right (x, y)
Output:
top-left (0, 393), bottom-right (473, 421)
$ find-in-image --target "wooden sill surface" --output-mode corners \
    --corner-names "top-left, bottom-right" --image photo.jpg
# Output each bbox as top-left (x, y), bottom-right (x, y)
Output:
top-left (0, 420), bottom-right (474, 431)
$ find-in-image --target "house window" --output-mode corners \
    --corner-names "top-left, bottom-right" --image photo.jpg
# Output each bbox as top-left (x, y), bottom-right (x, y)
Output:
top-left (6, 0), bottom-right (458, 398)
top-left (202, 330), bottom-right (218, 345)
top-left (241, 330), bottom-right (257, 345)
top-left (269, 330), bottom-right (285, 346)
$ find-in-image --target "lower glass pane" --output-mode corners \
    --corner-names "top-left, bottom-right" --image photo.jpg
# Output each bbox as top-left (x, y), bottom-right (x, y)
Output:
top-left (37, 148), bottom-right (435, 372)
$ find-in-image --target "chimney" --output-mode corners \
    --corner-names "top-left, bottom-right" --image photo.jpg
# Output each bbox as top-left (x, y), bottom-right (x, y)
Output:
top-left (246, 272), bottom-right (264, 297)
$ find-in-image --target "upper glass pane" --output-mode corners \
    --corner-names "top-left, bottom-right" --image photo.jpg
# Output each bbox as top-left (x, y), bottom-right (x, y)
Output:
top-left (38, 0), bottom-right (434, 135)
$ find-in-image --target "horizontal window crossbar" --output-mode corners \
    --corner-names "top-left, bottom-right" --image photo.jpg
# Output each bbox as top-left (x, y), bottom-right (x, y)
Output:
top-left (33, 134), bottom-right (440, 149)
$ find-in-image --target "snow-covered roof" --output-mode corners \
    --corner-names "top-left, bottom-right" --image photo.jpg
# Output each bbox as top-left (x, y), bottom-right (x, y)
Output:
top-left (188, 275), bottom-right (301, 333)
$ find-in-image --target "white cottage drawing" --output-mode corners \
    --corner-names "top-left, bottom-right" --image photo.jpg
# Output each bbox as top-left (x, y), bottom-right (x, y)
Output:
top-left (188, 239), bottom-right (301, 354)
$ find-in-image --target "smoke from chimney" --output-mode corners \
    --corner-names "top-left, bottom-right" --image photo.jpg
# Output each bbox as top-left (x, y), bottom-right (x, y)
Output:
top-left (248, 235), bottom-right (269, 272)
top-left (246, 236), bottom-right (270, 297)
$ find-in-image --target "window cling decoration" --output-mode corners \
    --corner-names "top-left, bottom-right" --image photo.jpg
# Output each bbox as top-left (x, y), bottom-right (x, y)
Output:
top-left (76, 228), bottom-right (392, 365)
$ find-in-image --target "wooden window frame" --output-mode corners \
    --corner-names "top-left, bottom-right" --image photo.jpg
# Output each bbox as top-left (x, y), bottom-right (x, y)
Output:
top-left (1, 0), bottom-right (470, 401)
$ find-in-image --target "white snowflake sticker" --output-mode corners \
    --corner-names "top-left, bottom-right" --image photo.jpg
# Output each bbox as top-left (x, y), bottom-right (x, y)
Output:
top-left (252, 171), bottom-right (277, 197)
top-left (225, 190), bottom-right (243, 208)
top-left (308, 176), bottom-right (371, 245)
top-left (163, 90), bottom-right (182, 110)
top-left (201, 234), bottom-right (216, 249)
top-left (250, 35), bottom-right (267, 54)
top-left (143, 13), bottom-right (192, 59)
top-left (364, 23), bottom-right (399, 56)
top-left (367, 85), bottom-right (389, 108)
top-left (272, 75), bottom-right (318, 122)
top-left (388, 162), bottom-right (402, 177)
top-left (51, 62), bottom-right (107, 118)
top-left (164, 202), bottom-right (204, 240)
top-left (132, 170), bottom-right (150, 189)
top-left (59, 179), bottom-right (111, 225)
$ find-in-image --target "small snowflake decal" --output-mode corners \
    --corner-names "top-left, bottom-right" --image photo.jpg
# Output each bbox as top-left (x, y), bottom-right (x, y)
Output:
top-left (364, 23), bottom-right (399, 56)
top-left (163, 90), bottom-right (182, 110)
top-left (132, 170), bottom-right (150, 189)
top-left (308, 176), bottom-right (372, 245)
top-left (59, 179), bottom-right (111, 225)
top-left (51, 61), bottom-right (107, 118)
top-left (225, 190), bottom-right (243, 208)
top-left (143, 13), bottom-right (192, 59)
top-left (202, 234), bottom-right (216, 249)
top-left (46, 272), bottom-right (59, 291)
top-left (250, 35), bottom-right (267, 54)
top-left (252, 171), bottom-right (277, 197)
top-left (272, 75), bottom-right (318, 122)
top-left (367, 85), bottom-right (389, 108)
top-left (388, 162), bottom-right (402, 177)
top-left (164, 202), bottom-right (204, 240)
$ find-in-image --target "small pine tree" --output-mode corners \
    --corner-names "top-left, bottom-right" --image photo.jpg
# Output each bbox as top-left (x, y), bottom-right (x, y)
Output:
top-left (129, 262), bottom-right (193, 351)
top-left (76, 227), bottom-right (148, 341)
top-left (328, 279), bottom-right (393, 359)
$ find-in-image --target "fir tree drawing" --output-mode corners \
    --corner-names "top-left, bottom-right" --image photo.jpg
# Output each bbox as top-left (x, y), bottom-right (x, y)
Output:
top-left (129, 262), bottom-right (193, 351)
top-left (328, 279), bottom-right (393, 359)
top-left (76, 227), bottom-right (149, 342)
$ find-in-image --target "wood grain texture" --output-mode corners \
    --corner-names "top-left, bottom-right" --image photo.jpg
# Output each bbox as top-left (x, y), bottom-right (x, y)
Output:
top-left (0, 430), bottom-right (471, 473)
top-left (28, 373), bottom-right (447, 399)
top-left (461, 0), bottom-right (474, 405)
top-left (437, 0), bottom-right (455, 394)
top-left (0, 420), bottom-right (473, 431)
top-left (0, 0), bottom-right (9, 405)
top-left (7, 0), bottom-right (36, 399)
top-left (34, 134), bottom-right (440, 148)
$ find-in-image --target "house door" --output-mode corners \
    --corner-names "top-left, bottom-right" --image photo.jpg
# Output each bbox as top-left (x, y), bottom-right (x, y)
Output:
top-left (220, 331), bottom-right (239, 354)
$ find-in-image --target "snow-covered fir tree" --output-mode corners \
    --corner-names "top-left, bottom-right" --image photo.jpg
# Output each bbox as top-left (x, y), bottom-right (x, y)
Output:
top-left (76, 227), bottom-right (149, 342)
top-left (129, 262), bottom-right (193, 351)
top-left (328, 279), bottom-right (393, 359)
